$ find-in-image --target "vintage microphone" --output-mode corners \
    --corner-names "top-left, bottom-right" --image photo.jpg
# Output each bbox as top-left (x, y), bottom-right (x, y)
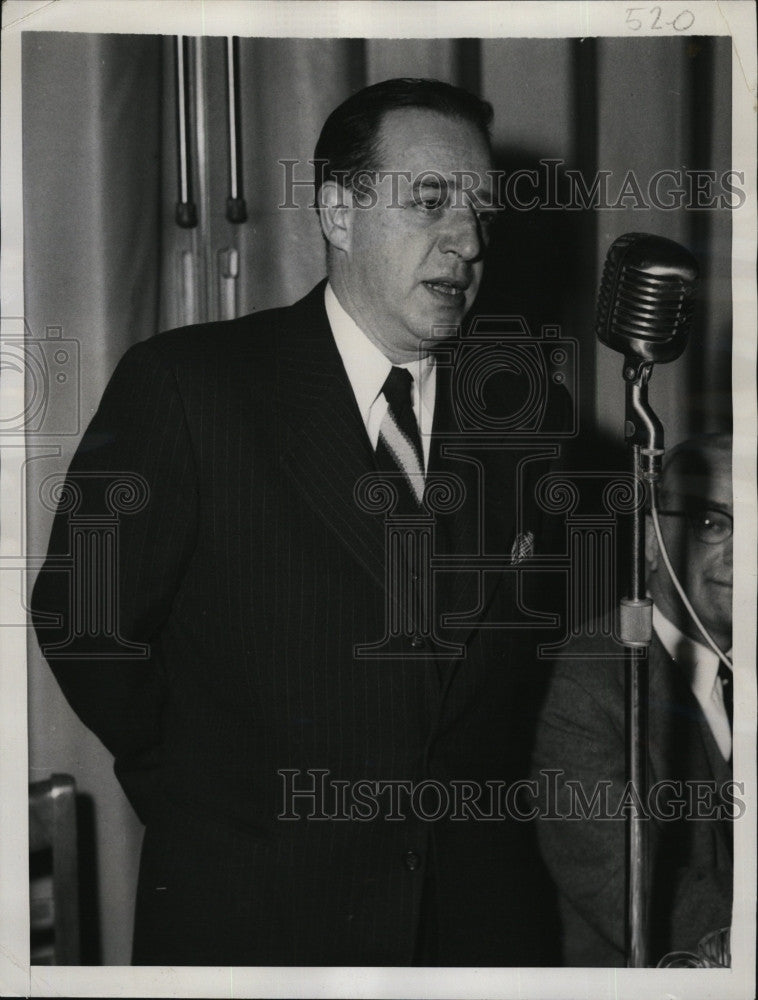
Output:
top-left (595, 232), bottom-right (699, 967)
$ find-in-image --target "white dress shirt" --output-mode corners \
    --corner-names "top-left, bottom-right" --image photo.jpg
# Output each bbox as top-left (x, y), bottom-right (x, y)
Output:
top-left (653, 604), bottom-right (732, 761)
top-left (324, 283), bottom-right (436, 471)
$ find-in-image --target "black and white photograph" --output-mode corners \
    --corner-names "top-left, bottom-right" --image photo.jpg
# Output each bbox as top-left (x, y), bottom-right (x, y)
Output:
top-left (1, 2), bottom-right (755, 997)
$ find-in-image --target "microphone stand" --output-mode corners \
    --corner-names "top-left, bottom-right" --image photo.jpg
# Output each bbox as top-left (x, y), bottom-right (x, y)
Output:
top-left (620, 356), bottom-right (664, 968)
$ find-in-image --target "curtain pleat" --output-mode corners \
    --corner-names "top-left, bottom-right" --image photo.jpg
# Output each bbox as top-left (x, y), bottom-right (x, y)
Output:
top-left (236, 38), bottom-right (367, 312)
top-left (24, 31), bottom-right (163, 964)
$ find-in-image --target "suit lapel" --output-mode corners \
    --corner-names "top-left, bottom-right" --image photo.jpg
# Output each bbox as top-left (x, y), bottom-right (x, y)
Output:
top-left (428, 363), bottom-right (520, 653)
top-left (694, 705), bottom-right (733, 789)
top-left (649, 637), bottom-right (732, 857)
top-left (426, 365), bottom-right (479, 646)
top-left (277, 289), bottom-right (522, 658)
top-left (278, 283), bottom-right (386, 589)
top-left (650, 638), bottom-right (723, 778)
top-left (651, 638), bottom-right (732, 785)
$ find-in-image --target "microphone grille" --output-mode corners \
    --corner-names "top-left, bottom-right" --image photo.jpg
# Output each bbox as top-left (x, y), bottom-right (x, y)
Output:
top-left (596, 233), bottom-right (699, 363)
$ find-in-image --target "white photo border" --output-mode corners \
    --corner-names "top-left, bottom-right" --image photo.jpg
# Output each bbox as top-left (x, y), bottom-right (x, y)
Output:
top-left (1, 2), bottom-right (755, 998)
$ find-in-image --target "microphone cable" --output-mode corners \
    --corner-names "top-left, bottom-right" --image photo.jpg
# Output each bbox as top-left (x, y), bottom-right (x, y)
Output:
top-left (649, 481), bottom-right (733, 670)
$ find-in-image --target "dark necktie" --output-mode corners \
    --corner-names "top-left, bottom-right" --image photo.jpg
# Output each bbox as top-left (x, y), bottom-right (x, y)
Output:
top-left (375, 367), bottom-right (425, 513)
top-left (718, 661), bottom-right (733, 729)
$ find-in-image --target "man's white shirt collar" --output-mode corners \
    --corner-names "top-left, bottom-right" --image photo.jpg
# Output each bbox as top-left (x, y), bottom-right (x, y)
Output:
top-left (324, 283), bottom-right (436, 468)
top-left (653, 604), bottom-right (732, 761)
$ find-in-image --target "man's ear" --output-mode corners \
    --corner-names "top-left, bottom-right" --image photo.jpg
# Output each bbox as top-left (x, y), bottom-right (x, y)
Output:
top-left (317, 181), bottom-right (352, 253)
top-left (645, 513), bottom-right (659, 572)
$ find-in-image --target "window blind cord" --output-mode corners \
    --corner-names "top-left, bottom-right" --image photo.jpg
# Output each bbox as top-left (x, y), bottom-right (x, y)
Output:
top-left (225, 36), bottom-right (247, 224)
top-left (175, 35), bottom-right (198, 228)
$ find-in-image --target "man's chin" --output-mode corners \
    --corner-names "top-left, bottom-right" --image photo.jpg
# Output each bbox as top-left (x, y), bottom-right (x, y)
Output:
top-left (420, 305), bottom-right (470, 339)
top-left (413, 320), bottom-right (462, 347)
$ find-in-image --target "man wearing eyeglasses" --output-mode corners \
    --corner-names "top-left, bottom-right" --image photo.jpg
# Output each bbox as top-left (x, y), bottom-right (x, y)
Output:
top-left (532, 433), bottom-right (734, 966)
top-left (650, 437), bottom-right (733, 692)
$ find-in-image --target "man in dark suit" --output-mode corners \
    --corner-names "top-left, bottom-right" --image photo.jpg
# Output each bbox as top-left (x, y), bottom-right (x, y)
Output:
top-left (32, 78), bottom-right (565, 966)
top-left (532, 434), bottom-right (734, 965)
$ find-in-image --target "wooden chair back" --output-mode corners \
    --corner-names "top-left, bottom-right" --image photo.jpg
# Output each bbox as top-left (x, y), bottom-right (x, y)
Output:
top-left (29, 774), bottom-right (80, 964)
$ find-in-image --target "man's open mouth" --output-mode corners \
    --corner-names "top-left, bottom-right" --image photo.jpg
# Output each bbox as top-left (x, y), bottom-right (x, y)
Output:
top-left (423, 280), bottom-right (468, 298)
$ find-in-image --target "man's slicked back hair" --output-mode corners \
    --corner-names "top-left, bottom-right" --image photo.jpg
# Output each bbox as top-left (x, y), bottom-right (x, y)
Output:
top-left (313, 77), bottom-right (494, 203)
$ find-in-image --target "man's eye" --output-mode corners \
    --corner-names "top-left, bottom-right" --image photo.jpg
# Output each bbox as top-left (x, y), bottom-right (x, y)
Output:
top-left (698, 511), bottom-right (729, 535)
top-left (414, 196), bottom-right (444, 211)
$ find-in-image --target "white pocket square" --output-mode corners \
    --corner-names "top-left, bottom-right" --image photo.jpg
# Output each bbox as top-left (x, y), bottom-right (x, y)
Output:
top-left (510, 530), bottom-right (535, 565)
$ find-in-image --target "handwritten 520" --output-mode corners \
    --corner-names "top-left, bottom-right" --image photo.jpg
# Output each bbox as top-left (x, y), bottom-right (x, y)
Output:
top-left (625, 7), bottom-right (695, 31)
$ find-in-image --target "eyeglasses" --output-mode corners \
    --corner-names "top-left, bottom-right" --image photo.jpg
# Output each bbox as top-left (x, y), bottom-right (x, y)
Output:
top-left (655, 508), bottom-right (733, 545)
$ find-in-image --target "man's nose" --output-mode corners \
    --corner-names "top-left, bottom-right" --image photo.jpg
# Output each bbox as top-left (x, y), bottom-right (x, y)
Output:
top-left (438, 206), bottom-right (484, 261)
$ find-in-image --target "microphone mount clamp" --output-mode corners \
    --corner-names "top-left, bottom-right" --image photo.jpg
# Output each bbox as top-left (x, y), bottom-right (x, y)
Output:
top-left (622, 358), bottom-right (664, 484)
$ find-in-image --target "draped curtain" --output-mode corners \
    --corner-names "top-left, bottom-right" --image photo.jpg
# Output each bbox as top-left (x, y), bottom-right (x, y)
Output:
top-left (23, 31), bottom-right (731, 963)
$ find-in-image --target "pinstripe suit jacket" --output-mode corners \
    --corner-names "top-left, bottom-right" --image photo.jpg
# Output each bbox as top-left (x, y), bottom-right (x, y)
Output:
top-left (532, 631), bottom-right (733, 965)
top-left (32, 281), bottom-right (564, 966)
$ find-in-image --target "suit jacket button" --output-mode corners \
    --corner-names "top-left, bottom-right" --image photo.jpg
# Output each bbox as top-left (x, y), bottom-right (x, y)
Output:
top-left (404, 850), bottom-right (421, 872)
top-left (411, 635), bottom-right (426, 650)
